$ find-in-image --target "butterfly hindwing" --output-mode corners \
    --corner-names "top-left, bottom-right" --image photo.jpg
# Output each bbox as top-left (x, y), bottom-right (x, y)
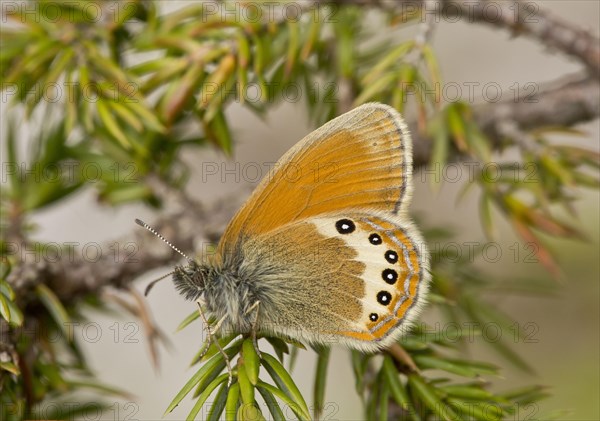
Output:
top-left (238, 218), bottom-right (367, 343)
top-left (310, 213), bottom-right (429, 349)
top-left (239, 212), bottom-right (429, 351)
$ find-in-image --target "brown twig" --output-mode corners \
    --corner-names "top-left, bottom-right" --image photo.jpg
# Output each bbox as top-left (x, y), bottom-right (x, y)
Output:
top-left (412, 73), bottom-right (600, 165)
top-left (314, 0), bottom-right (600, 74)
top-left (441, 0), bottom-right (600, 74)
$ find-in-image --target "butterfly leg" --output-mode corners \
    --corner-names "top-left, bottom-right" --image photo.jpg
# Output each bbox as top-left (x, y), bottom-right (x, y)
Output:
top-left (245, 300), bottom-right (261, 354)
top-left (211, 313), bottom-right (227, 335)
top-left (195, 312), bottom-right (227, 362)
top-left (193, 296), bottom-right (212, 358)
top-left (196, 299), bottom-right (233, 386)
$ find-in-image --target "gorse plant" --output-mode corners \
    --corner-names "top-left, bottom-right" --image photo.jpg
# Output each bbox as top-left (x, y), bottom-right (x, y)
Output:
top-left (1, 1), bottom-right (599, 420)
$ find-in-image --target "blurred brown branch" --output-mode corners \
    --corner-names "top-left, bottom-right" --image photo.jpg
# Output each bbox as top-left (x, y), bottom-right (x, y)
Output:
top-left (440, 0), bottom-right (600, 73)
top-left (5, 178), bottom-right (245, 305)
top-left (413, 73), bottom-right (600, 163)
top-left (323, 0), bottom-right (600, 73)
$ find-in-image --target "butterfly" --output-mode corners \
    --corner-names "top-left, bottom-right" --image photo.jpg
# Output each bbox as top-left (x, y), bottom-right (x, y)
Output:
top-left (137, 102), bottom-right (430, 354)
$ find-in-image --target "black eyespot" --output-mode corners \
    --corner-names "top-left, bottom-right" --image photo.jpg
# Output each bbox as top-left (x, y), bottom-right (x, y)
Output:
top-left (385, 250), bottom-right (398, 264)
top-left (369, 313), bottom-right (378, 322)
top-left (377, 291), bottom-right (392, 305)
top-left (335, 219), bottom-right (355, 234)
top-left (369, 233), bottom-right (382, 245)
top-left (382, 269), bottom-right (398, 285)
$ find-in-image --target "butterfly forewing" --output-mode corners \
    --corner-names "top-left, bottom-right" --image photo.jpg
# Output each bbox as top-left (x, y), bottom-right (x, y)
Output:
top-left (217, 103), bottom-right (413, 257)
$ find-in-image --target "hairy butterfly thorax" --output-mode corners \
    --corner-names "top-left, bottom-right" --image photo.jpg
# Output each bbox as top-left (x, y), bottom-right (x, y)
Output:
top-left (169, 246), bottom-right (273, 335)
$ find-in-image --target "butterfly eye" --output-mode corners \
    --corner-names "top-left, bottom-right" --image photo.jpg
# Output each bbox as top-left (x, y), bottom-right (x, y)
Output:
top-left (382, 269), bottom-right (398, 285)
top-left (369, 313), bottom-right (379, 322)
top-left (377, 291), bottom-right (392, 305)
top-left (385, 250), bottom-right (398, 264)
top-left (335, 219), bottom-right (356, 234)
top-left (369, 233), bottom-right (382, 245)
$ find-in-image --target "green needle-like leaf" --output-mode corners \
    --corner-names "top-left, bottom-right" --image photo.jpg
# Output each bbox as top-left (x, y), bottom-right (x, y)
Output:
top-left (242, 339), bottom-right (260, 386)
top-left (225, 382), bottom-right (240, 421)
top-left (186, 373), bottom-right (229, 421)
top-left (314, 346), bottom-right (331, 420)
top-left (261, 352), bottom-right (310, 419)
top-left (177, 310), bottom-right (201, 331)
top-left (414, 355), bottom-right (498, 378)
top-left (257, 385), bottom-right (286, 421)
top-left (36, 284), bottom-right (72, 342)
top-left (408, 374), bottom-right (458, 421)
top-left (206, 382), bottom-right (228, 421)
top-left (382, 356), bottom-right (412, 412)
top-left (256, 381), bottom-right (310, 421)
top-left (237, 356), bottom-right (255, 405)
top-left (265, 337), bottom-right (290, 362)
top-left (448, 398), bottom-right (504, 421)
top-left (97, 100), bottom-right (131, 149)
top-left (440, 384), bottom-right (495, 401)
top-left (165, 342), bottom-right (241, 415)
top-left (0, 294), bottom-right (11, 323)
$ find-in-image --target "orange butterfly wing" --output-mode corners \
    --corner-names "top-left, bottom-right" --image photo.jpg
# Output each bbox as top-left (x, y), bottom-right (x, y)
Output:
top-left (217, 103), bottom-right (413, 256)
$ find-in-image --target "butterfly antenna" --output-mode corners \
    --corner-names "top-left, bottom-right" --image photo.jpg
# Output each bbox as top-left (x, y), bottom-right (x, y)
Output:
top-left (135, 218), bottom-right (193, 263)
top-left (144, 271), bottom-right (175, 297)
